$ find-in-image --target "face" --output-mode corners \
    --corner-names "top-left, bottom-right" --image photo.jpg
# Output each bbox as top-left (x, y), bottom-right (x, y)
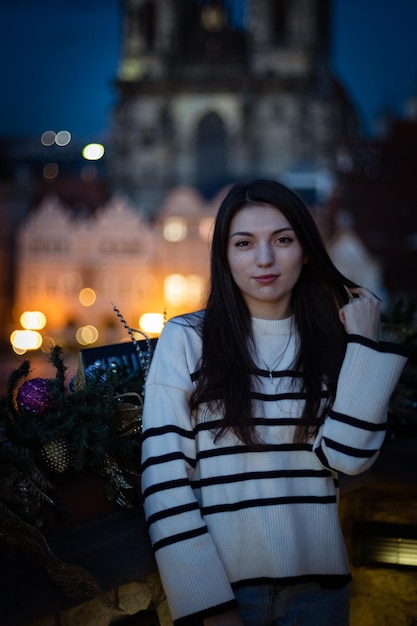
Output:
top-left (227, 203), bottom-right (306, 319)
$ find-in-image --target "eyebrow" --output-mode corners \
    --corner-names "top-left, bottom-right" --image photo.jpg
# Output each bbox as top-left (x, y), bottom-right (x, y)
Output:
top-left (230, 227), bottom-right (295, 238)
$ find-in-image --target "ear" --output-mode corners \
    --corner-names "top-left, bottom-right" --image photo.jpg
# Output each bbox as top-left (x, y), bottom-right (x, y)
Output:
top-left (303, 255), bottom-right (309, 264)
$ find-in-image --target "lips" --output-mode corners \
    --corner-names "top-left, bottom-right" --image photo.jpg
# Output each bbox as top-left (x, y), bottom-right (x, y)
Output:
top-left (254, 274), bottom-right (279, 284)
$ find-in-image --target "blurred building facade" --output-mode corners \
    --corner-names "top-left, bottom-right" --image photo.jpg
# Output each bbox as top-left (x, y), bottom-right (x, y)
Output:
top-left (4, 0), bottom-right (417, 351)
top-left (14, 183), bottom-right (389, 350)
top-left (108, 0), bottom-right (357, 214)
top-left (14, 188), bottom-right (220, 347)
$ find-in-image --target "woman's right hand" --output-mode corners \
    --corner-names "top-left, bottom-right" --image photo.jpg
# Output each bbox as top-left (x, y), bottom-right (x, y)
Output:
top-left (338, 287), bottom-right (381, 341)
top-left (203, 608), bottom-right (244, 625)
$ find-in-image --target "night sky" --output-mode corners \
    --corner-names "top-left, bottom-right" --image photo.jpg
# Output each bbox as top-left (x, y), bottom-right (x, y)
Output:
top-left (0, 0), bottom-right (416, 142)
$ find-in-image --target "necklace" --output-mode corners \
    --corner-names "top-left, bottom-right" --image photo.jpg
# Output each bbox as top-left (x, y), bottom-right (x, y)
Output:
top-left (260, 336), bottom-right (291, 385)
top-left (262, 354), bottom-right (285, 384)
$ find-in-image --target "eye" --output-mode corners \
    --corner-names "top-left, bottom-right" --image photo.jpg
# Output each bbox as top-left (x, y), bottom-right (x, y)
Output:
top-left (235, 239), bottom-right (252, 247)
top-left (274, 235), bottom-right (293, 245)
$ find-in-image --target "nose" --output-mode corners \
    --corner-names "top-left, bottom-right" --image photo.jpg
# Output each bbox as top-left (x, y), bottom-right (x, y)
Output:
top-left (256, 242), bottom-right (274, 267)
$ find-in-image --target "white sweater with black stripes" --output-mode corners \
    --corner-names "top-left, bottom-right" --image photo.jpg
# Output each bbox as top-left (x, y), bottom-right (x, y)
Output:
top-left (141, 313), bottom-right (407, 625)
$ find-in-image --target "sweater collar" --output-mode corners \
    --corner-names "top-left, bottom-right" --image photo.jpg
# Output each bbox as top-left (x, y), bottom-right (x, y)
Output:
top-left (251, 315), bottom-right (294, 336)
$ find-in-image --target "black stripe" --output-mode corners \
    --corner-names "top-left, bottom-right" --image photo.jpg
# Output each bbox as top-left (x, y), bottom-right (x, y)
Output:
top-left (153, 525), bottom-right (208, 552)
top-left (347, 334), bottom-right (408, 356)
top-left (254, 368), bottom-right (304, 379)
top-left (323, 436), bottom-right (377, 458)
top-left (142, 477), bottom-right (189, 498)
top-left (146, 501), bottom-right (200, 527)
top-left (194, 418), bottom-right (224, 432)
top-left (201, 494), bottom-right (336, 515)
top-left (197, 442), bottom-right (312, 460)
top-left (142, 451), bottom-right (196, 471)
top-left (253, 417), bottom-right (302, 426)
top-left (192, 368), bottom-right (305, 382)
top-left (142, 424), bottom-right (196, 441)
top-left (314, 444), bottom-right (330, 469)
top-left (195, 417), bottom-right (305, 432)
top-left (192, 390), bottom-right (312, 407)
top-left (251, 391), bottom-right (308, 401)
top-left (192, 468), bottom-right (332, 488)
top-left (251, 390), bottom-right (329, 401)
top-left (329, 410), bottom-right (386, 432)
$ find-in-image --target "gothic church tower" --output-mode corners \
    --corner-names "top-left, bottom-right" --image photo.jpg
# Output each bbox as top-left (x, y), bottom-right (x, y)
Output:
top-left (109, 0), bottom-right (356, 215)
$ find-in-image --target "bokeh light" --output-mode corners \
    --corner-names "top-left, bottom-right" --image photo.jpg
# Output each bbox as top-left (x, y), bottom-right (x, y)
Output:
top-left (20, 310), bottom-right (47, 330)
top-left (186, 274), bottom-right (204, 306)
top-left (79, 288), bottom-right (96, 307)
top-left (55, 130), bottom-right (71, 146)
top-left (82, 143), bottom-right (105, 160)
top-left (139, 313), bottom-right (165, 335)
top-left (76, 325), bottom-right (99, 345)
top-left (199, 216), bottom-right (215, 241)
top-left (163, 217), bottom-right (187, 242)
top-left (164, 274), bottom-right (187, 306)
top-left (10, 330), bottom-right (43, 354)
top-left (41, 130), bottom-right (56, 146)
top-left (43, 163), bottom-right (59, 180)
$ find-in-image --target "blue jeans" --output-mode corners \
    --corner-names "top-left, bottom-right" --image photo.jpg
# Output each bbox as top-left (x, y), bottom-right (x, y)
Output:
top-left (233, 582), bottom-right (350, 626)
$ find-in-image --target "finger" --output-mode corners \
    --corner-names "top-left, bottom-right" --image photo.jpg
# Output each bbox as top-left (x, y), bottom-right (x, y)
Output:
top-left (348, 286), bottom-right (382, 302)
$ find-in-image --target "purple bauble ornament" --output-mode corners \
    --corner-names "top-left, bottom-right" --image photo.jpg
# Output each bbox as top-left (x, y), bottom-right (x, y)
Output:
top-left (17, 378), bottom-right (54, 415)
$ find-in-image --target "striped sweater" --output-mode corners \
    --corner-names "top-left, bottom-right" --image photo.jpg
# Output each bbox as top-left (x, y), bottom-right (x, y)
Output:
top-left (141, 313), bottom-right (407, 625)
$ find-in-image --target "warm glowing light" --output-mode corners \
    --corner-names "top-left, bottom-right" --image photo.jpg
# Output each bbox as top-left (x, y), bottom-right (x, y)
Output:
top-left (76, 325), bottom-right (99, 346)
top-left (41, 130), bottom-right (56, 146)
top-left (79, 288), bottom-right (96, 307)
top-left (55, 130), bottom-right (71, 146)
top-left (187, 274), bottom-right (204, 306)
top-left (354, 522), bottom-right (417, 569)
top-left (43, 163), bottom-right (59, 180)
top-left (139, 313), bottom-right (165, 335)
top-left (10, 330), bottom-right (42, 353)
top-left (20, 311), bottom-right (47, 330)
top-left (82, 143), bottom-right (105, 161)
top-left (201, 5), bottom-right (225, 31)
top-left (164, 274), bottom-right (188, 306)
top-left (163, 217), bottom-right (187, 242)
top-left (164, 274), bottom-right (204, 307)
top-left (367, 537), bottom-right (417, 566)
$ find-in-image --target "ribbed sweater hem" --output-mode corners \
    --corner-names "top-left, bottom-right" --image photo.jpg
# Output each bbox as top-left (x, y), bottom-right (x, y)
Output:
top-left (174, 599), bottom-right (238, 625)
top-left (231, 573), bottom-right (352, 589)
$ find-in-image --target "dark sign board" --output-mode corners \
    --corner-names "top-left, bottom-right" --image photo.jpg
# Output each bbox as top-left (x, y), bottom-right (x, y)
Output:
top-left (80, 339), bottom-right (157, 376)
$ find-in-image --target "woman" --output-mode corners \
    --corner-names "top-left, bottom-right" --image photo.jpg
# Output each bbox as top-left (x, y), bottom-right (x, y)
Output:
top-left (141, 180), bottom-right (407, 626)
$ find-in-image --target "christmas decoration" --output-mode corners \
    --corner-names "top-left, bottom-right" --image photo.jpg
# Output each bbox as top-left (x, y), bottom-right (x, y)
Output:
top-left (16, 377), bottom-right (54, 415)
top-left (40, 437), bottom-right (72, 474)
top-left (0, 309), bottom-right (155, 603)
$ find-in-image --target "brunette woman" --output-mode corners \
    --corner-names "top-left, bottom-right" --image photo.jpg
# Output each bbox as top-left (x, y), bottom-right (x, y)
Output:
top-left (141, 180), bottom-right (407, 626)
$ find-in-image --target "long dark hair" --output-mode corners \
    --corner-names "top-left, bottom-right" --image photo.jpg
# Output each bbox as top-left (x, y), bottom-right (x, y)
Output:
top-left (189, 179), bottom-right (357, 444)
